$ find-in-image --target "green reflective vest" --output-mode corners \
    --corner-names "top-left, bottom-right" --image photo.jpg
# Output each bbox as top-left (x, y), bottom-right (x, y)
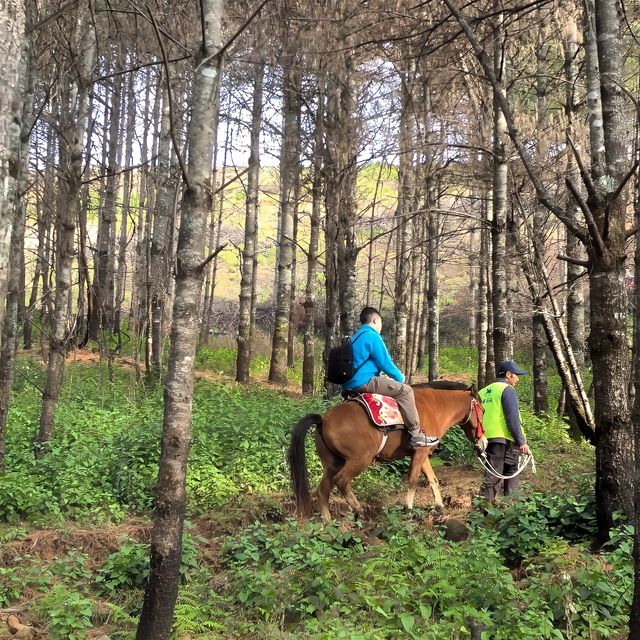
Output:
top-left (479, 382), bottom-right (525, 442)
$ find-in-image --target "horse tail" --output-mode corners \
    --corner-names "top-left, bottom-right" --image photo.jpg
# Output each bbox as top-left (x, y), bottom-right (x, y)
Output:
top-left (288, 413), bottom-right (322, 517)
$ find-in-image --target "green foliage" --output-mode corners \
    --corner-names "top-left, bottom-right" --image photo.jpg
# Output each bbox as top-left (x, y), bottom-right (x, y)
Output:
top-left (33, 585), bottom-right (94, 640)
top-left (222, 518), bottom-right (366, 621)
top-left (1, 347), bottom-right (622, 639)
top-left (96, 531), bottom-right (204, 594)
top-left (468, 490), bottom-right (598, 564)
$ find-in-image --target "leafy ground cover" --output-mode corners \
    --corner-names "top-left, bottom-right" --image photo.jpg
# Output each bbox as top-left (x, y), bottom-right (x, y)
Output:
top-left (0, 346), bottom-right (620, 639)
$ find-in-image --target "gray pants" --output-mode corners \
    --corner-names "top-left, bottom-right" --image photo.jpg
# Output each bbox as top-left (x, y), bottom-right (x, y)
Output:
top-left (355, 376), bottom-right (421, 437)
top-left (482, 441), bottom-right (521, 501)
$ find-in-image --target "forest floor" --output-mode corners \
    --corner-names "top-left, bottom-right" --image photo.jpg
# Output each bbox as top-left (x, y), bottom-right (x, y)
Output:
top-left (2, 347), bottom-right (599, 639)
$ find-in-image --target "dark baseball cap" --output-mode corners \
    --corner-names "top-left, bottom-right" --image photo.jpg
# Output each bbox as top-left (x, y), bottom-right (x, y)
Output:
top-left (497, 360), bottom-right (527, 376)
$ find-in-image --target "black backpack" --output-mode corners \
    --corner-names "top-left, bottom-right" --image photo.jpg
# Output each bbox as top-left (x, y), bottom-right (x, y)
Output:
top-left (326, 333), bottom-right (366, 385)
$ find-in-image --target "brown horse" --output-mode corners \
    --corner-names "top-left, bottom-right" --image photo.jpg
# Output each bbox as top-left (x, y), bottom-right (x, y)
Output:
top-left (288, 381), bottom-right (485, 520)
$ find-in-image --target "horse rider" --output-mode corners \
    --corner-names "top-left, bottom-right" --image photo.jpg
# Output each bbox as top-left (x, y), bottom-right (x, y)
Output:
top-left (478, 359), bottom-right (531, 501)
top-left (342, 306), bottom-right (439, 448)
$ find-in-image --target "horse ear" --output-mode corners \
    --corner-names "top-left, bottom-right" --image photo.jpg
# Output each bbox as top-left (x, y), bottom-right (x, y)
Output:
top-left (469, 383), bottom-right (478, 395)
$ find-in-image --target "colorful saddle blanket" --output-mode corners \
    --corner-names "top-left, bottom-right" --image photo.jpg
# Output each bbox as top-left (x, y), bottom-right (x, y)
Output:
top-left (350, 393), bottom-right (405, 428)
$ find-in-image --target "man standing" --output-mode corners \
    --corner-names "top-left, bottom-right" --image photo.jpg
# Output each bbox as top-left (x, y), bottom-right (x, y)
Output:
top-left (343, 307), bottom-right (438, 448)
top-left (479, 360), bottom-right (531, 501)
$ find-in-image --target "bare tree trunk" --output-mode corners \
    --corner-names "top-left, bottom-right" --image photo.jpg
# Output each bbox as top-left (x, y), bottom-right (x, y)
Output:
top-left (37, 8), bottom-right (96, 451)
top-left (200, 99), bottom-right (230, 345)
top-left (0, 39), bottom-right (31, 466)
top-left (477, 192), bottom-right (490, 389)
top-left (630, 124), bottom-right (640, 640)
top-left (302, 87), bottom-right (323, 394)
top-left (0, 0), bottom-right (26, 346)
top-left (588, 0), bottom-right (633, 535)
top-left (491, 2), bottom-right (509, 365)
top-left (91, 73), bottom-right (123, 339)
top-left (393, 60), bottom-right (415, 372)
top-left (236, 60), bottom-right (264, 383)
top-left (113, 73), bottom-right (135, 349)
top-left (427, 205), bottom-right (439, 382)
top-left (417, 216), bottom-right (429, 372)
top-left (149, 86), bottom-right (174, 375)
top-left (287, 207), bottom-right (299, 368)
top-left (532, 22), bottom-right (549, 414)
top-left (130, 70), bottom-right (154, 338)
top-left (135, 2), bottom-right (224, 637)
top-left (563, 16), bottom-right (585, 372)
top-left (269, 58), bottom-right (300, 384)
top-left (468, 202), bottom-right (479, 346)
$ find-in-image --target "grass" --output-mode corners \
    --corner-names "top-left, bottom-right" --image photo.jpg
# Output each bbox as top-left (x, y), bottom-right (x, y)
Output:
top-left (0, 344), bottom-right (607, 639)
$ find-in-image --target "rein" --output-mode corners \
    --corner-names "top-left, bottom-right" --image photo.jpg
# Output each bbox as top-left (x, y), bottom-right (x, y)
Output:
top-left (475, 449), bottom-right (536, 479)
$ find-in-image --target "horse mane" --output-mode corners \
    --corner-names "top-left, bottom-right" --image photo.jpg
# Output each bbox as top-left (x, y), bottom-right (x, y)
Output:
top-left (412, 380), bottom-right (471, 391)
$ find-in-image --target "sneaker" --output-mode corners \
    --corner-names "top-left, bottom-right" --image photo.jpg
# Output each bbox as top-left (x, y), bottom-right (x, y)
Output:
top-left (409, 433), bottom-right (439, 448)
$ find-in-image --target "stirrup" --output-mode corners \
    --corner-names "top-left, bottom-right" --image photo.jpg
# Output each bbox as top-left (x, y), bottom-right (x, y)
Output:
top-left (409, 433), bottom-right (439, 448)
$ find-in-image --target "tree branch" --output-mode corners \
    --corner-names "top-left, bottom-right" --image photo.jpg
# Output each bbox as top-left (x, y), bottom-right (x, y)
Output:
top-left (441, 0), bottom-right (590, 246)
top-left (567, 135), bottom-right (596, 199)
top-left (197, 0), bottom-right (269, 72)
top-left (197, 243), bottom-right (227, 273)
top-left (146, 5), bottom-right (190, 189)
top-left (81, 154), bottom-right (159, 184)
top-left (611, 159), bottom-right (638, 202)
top-left (557, 254), bottom-right (590, 268)
top-left (565, 177), bottom-right (605, 256)
top-left (95, 56), bottom-right (191, 83)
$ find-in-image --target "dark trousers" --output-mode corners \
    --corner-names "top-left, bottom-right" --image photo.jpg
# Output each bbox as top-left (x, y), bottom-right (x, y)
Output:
top-left (482, 441), bottom-right (521, 501)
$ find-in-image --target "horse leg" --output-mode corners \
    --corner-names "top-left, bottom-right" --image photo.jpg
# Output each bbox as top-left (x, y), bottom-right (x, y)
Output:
top-left (405, 448), bottom-right (429, 510)
top-left (421, 456), bottom-right (444, 510)
top-left (314, 430), bottom-right (344, 522)
top-left (317, 459), bottom-right (342, 522)
top-left (333, 458), bottom-right (371, 518)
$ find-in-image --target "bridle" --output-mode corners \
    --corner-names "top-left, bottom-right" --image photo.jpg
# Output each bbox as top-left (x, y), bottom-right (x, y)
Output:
top-left (460, 396), bottom-right (485, 442)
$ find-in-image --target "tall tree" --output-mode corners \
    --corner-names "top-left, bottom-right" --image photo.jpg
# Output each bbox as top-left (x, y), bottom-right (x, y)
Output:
top-left (0, 0), bottom-right (26, 344)
top-left (136, 0), bottom-right (225, 637)
top-left (392, 59), bottom-right (416, 372)
top-left (0, 24), bottom-right (32, 466)
top-left (443, 0), bottom-right (635, 538)
top-left (268, 46), bottom-right (300, 384)
top-left (237, 59), bottom-right (264, 382)
top-left (490, 0), bottom-right (510, 365)
top-left (37, 3), bottom-right (97, 451)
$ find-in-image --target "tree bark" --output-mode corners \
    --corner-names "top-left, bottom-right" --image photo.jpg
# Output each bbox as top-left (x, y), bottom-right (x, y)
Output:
top-left (135, 1), bottom-right (224, 637)
top-left (393, 60), bottom-right (415, 372)
top-left (532, 21), bottom-right (549, 414)
top-left (589, 0), bottom-right (633, 535)
top-left (37, 6), bottom-right (96, 451)
top-left (491, 1), bottom-right (510, 365)
top-left (268, 57), bottom-right (300, 385)
top-left (114, 72), bottom-right (136, 348)
top-left (0, 37), bottom-right (31, 467)
top-left (149, 85), bottom-right (176, 375)
top-left (236, 60), bottom-right (264, 383)
top-left (0, 0), bottom-right (26, 347)
top-left (302, 78), bottom-right (324, 395)
top-left (91, 73), bottom-right (123, 339)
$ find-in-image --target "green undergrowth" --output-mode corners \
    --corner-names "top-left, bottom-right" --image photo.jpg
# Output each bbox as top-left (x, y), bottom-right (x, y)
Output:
top-left (213, 497), bottom-right (631, 639)
top-left (0, 345), bottom-right (606, 638)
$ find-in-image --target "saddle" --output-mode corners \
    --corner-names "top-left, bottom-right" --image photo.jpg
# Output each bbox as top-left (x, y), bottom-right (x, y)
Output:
top-left (343, 391), bottom-right (405, 431)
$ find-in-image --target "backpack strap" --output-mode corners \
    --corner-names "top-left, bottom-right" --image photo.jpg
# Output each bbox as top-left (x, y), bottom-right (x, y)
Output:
top-left (351, 331), bottom-right (368, 374)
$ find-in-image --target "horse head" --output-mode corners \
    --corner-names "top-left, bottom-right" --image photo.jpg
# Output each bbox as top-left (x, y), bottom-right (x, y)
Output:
top-left (460, 384), bottom-right (487, 452)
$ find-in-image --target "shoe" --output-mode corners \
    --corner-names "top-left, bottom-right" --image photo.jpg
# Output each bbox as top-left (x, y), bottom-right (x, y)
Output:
top-left (409, 433), bottom-right (439, 448)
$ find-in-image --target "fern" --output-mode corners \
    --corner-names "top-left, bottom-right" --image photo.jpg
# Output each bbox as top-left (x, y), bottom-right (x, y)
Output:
top-left (171, 589), bottom-right (226, 638)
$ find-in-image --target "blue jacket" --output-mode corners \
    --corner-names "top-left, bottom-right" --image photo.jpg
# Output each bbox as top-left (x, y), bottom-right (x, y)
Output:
top-left (342, 324), bottom-right (404, 390)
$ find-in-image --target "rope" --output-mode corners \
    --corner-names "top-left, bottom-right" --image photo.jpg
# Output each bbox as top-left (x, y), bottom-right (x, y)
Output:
top-left (475, 448), bottom-right (536, 480)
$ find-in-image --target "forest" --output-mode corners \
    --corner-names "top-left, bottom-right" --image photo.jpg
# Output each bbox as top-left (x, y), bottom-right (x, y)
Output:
top-left (1, 0), bottom-right (640, 638)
